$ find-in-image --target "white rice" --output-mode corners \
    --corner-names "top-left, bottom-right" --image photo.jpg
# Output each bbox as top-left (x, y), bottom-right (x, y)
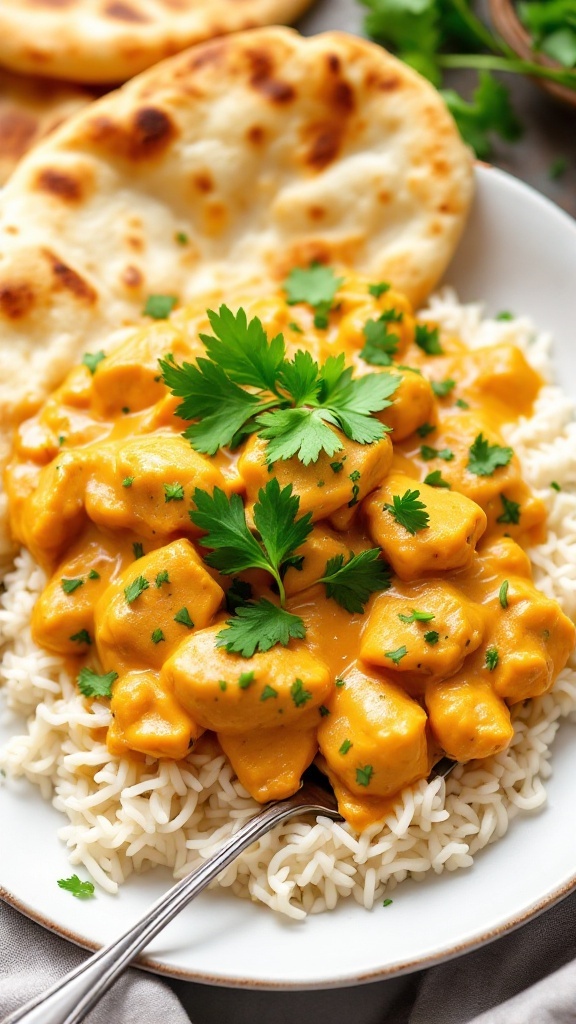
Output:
top-left (1, 289), bottom-right (576, 921)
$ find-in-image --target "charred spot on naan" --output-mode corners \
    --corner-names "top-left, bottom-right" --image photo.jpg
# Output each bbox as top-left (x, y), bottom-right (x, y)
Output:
top-left (84, 106), bottom-right (178, 162)
top-left (33, 166), bottom-right (91, 203)
top-left (42, 249), bottom-right (97, 304)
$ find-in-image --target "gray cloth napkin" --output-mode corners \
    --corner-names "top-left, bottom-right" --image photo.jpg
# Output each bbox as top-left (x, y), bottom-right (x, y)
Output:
top-left (3, 890), bottom-right (576, 1024)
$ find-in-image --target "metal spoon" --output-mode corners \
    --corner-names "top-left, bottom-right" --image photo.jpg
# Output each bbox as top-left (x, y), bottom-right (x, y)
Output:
top-left (4, 777), bottom-right (342, 1024)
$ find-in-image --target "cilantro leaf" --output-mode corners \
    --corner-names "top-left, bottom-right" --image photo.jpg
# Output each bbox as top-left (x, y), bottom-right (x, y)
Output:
top-left (398, 609), bottom-right (435, 624)
top-left (70, 629), bottom-right (92, 645)
top-left (319, 549), bottom-right (391, 614)
top-left (144, 294), bottom-right (177, 319)
top-left (339, 739), bottom-right (352, 755)
top-left (164, 482), bottom-right (184, 502)
top-left (61, 577), bottom-right (84, 595)
top-left (199, 306), bottom-right (285, 392)
top-left (151, 628), bottom-right (165, 644)
top-left (155, 570), bottom-right (170, 587)
top-left (360, 317), bottom-right (400, 366)
top-left (424, 630), bottom-right (440, 645)
top-left (442, 72), bottom-right (522, 160)
top-left (499, 580), bottom-right (509, 609)
top-left (318, 364), bottom-right (399, 444)
top-left (261, 684), bottom-right (278, 701)
top-left (385, 489), bottom-right (430, 535)
top-left (284, 264), bottom-right (343, 323)
top-left (174, 607), bottom-right (194, 628)
top-left (385, 646), bottom-right (408, 665)
top-left (82, 350), bottom-right (105, 375)
top-left (57, 875), bottom-right (95, 900)
top-left (277, 349), bottom-right (322, 406)
top-left (238, 671), bottom-right (255, 690)
top-left (431, 378), bottom-right (456, 398)
top-left (420, 445), bottom-right (453, 462)
top-left (190, 488), bottom-right (270, 576)
top-left (356, 764), bottom-right (374, 787)
top-left (253, 478), bottom-right (313, 573)
top-left (485, 646), bottom-right (499, 671)
top-left (497, 494), bottom-right (521, 524)
top-left (256, 406), bottom-right (344, 465)
top-left (132, 542), bottom-right (144, 560)
top-left (225, 577), bottom-right (253, 614)
top-left (216, 600), bottom-right (306, 657)
top-left (417, 422), bottom-right (436, 438)
top-left (467, 434), bottom-right (513, 476)
top-left (291, 678), bottom-right (312, 707)
top-left (368, 281), bottom-right (391, 298)
top-left (415, 324), bottom-right (443, 355)
top-left (424, 469), bottom-right (451, 488)
top-left (77, 667), bottom-right (118, 698)
top-left (124, 575), bottom-right (149, 604)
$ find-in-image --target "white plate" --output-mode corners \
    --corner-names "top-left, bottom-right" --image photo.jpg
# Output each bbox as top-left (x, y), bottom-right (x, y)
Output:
top-left (2, 165), bottom-right (576, 990)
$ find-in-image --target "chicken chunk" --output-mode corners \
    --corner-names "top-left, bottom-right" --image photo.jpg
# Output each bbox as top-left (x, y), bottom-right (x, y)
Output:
top-left (108, 670), bottom-right (200, 760)
top-left (219, 726), bottom-right (317, 802)
top-left (425, 671), bottom-right (514, 762)
top-left (378, 369), bottom-right (435, 441)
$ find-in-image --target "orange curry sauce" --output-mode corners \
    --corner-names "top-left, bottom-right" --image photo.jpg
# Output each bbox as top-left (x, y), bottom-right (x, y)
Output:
top-left (5, 276), bottom-right (575, 830)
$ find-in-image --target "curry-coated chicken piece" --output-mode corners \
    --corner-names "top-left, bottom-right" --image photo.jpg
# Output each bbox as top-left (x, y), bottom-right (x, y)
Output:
top-left (237, 432), bottom-right (393, 523)
top-left (31, 526), bottom-right (135, 655)
top-left (364, 472), bottom-right (486, 580)
top-left (482, 577), bottom-right (575, 704)
top-left (317, 666), bottom-right (429, 799)
top-left (425, 669), bottom-right (514, 762)
top-left (108, 669), bottom-right (201, 760)
top-left (84, 434), bottom-right (227, 540)
top-left (17, 450), bottom-right (89, 566)
top-left (162, 624), bottom-right (332, 734)
top-left (378, 369), bottom-right (435, 442)
top-left (95, 539), bottom-right (223, 674)
top-left (219, 725), bottom-right (318, 802)
top-left (360, 580), bottom-right (487, 687)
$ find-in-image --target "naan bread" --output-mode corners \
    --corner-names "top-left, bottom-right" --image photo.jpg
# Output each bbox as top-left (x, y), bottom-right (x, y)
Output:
top-left (0, 69), bottom-right (95, 186)
top-left (0, 0), bottom-right (315, 84)
top-left (0, 27), bottom-right (474, 556)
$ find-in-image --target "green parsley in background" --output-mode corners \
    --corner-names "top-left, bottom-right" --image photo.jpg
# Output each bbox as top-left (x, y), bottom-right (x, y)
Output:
top-left (357, 0), bottom-right (576, 157)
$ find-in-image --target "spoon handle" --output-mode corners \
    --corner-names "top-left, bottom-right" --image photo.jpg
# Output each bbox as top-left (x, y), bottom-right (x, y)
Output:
top-left (5, 793), bottom-right (339, 1024)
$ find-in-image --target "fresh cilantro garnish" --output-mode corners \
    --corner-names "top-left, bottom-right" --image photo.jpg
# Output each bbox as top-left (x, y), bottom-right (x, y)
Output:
top-left (61, 577), bottom-right (84, 595)
top-left (58, 435), bottom-right (66, 446)
top-left (551, 481), bottom-right (562, 492)
top-left (288, 321), bottom-right (304, 334)
top-left (174, 607), bottom-right (194, 628)
top-left (77, 667), bottom-right (118, 698)
top-left (291, 678), bottom-right (313, 707)
top-left (420, 445), bottom-right (453, 462)
top-left (218, 679), bottom-right (227, 692)
top-left (238, 671), bottom-right (255, 690)
top-left (175, 231), bottom-right (189, 245)
top-left (360, 317), bottom-right (400, 366)
top-left (398, 609), bottom-right (435, 624)
top-left (417, 422), bottom-right (436, 438)
top-left (335, 677), bottom-right (345, 687)
top-left (261, 684), bottom-right (278, 701)
top-left (499, 580), bottom-right (509, 609)
top-left (424, 470), bottom-right (450, 488)
top-left (57, 875), bottom-right (95, 900)
top-left (88, 569), bottom-right (100, 580)
top-left (132, 542), bottom-right (144, 560)
top-left (164, 482), bottom-right (184, 502)
top-left (356, 765), bottom-right (374, 787)
top-left (225, 577), bottom-right (253, 614)
top-left (385, 646), bottom-right (408, 665)
top-left (155, 570), bottom-right (170, 587)
top-left (485, 646), bottom-right (499, 671)
top-left (82, 350), bottom-right (105, 375)
top-left (497, 494), bottom-right (521, 524)
top-left (467, 434), bottom-right (513, 476)
top-left (319, 550), bottom-right (391, 614)
top-left (124, 576), bottom-right (149, 604)
top-left (284, 263), bottom-right (343, 328)
top-left (415, 324), bottom-right (443, 355)
top-left (160, 304), bottom-right (399, 465)
top-left (122, 477), bottom-right (133, 488)
top-left (330, 461), bottom-right (344, 473)
top-left (431, 378), bottom-right (456, 398)
top-left (495, 311), bottom-right (514, 321)
top-left (424, 630), bottom-right (440, 645)
top-left (339, 739), bottom-right (352, 755)
top-left (442, 73), bottom-right (522, 160)
top-left (69, 629), bottom-right (92, 645)
top-left (318, 705), bottom-right (330, 717)
top-left (385, 489), bottom-right (430, 535)
top-left (144, 294), bottom-right (178, 319)
top-left (217, 600), bottom-right (305, 658)
top-left (368, 281), bottom-right (391, 298)
top-left (455, 398), bottom-right (470, 409)
top-left (382, 898), bottom-right (393, 907)
top-left (151, 628), bottom-right (165, 644)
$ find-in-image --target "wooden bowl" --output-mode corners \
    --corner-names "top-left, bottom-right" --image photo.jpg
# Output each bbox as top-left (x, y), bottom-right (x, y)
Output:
top-left (489, 0), bottom-right (576, 109)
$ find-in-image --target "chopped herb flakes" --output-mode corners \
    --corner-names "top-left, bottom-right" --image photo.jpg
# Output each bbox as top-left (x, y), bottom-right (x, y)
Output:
top-left (495, 311), bottom-right (514, 321)
top-left (360, 316), bottom-right (399, 366)
top-left (424, 469), bottom-right (450, 488)
top-left (238, 671), bottom-right (255, 690)
top-left (335, 677), bottom-right (345, 687)
top-left (431, 378), bottom-right (456, 399)
top-left (385, 489), bottom-right (429, 535)
top-left (455, 398), bottom-right (470, 410)
top-left (467, 434), bottom-right (513, 477)
top-left (415, 323), bottom-right (443, 355)
top-left (485, 647), bottom-right (499, 671)
top-left (57, 875), bottom-right (95, 900)
top-left (382, 898), bottom-right (393, 908)
top-left (330, 461), bottom-right (344, 474)
top-left (151, 628), bottom-right (165, 644)
top-left (368, 281), bottom-right (391, 298)
top-left (339, 739), bottom-right (352, 755)
top-left (218, 679), bottom-right (227, 692)
top-left (88, 569), bottom-right (100, 580)
top-left (398, 609), bottom-right (435, 624)
top-left (385, 645), bottom-right (407, 665)
top-left (77, 667), bottom-right (118, 698)
top-left (155, 570), bottom-right (170, 587)
top-left (132, 542), bottom-right (144, 560)
top-left (290, 678), bottom-right (312, 707)
top-left (61, 577), bottom-right (84, 595)
top-left (174, 607), bottom-right (194, 628)
top-left (164, 482), bottom-right (184, 502)
top-left (417, 422), bottom-right (436, 438)
top-left (551, 481), bottom-right (562, 492)
top-left (318, 705), bottom-right (330, 717)
top-left (497, 494), bottom-right (521, 525)
top-left (143, 294), bottom-right (178, 319)
top-left (82, 350), bottom-right (105, 375)
top-left (261, 684), bottom-right (278, 701)
top-left (420, 445), bottom-right (453, 462)
top-left (424, 630), bottom-right (440, 645)
top-left (356, 765), bottom-right (374, 787)
top-left (124, 576), bottom-right (149, 604)
top-left (288, 321), bottom-right (304, 334)
top-left (499, 580), bottom-right (509, 609)
top-left (175, 231), bottom-right (189, 245)
top-left (284, 264), bottom-right (343, 329)
top-left (122, 477), bottom-right (134, 488)
top-left (225, 577), bottom-right (253, 614)
top-left (320, 549), bottom-right (391, 614)
top-left (69, 629), bottom-right (91, 645)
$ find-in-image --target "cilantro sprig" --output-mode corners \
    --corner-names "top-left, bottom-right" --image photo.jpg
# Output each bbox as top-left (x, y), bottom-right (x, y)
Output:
top-left (284, 264), bottom-right (343, 328)
top-left (159, 303), bottom-right (399, 466)
top-left (57, 875), bottom-right (95, 900)
top-left (319, 549), bottom-right (391, 613)
top-left (467, 434), bottom-right (513, 477)
top-left (385, 489), bottom-right (430, 535)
